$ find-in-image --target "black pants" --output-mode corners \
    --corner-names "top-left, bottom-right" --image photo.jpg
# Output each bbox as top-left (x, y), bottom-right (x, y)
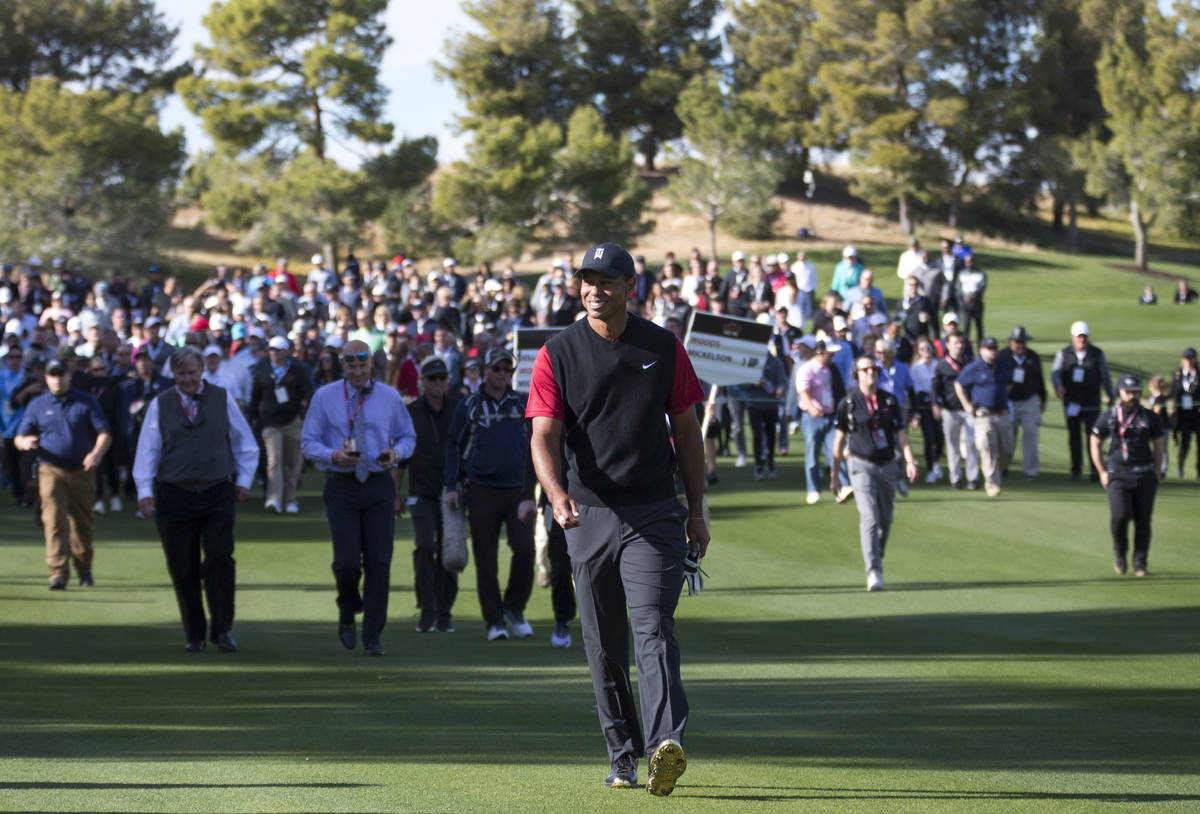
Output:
top-left (3, 437), bottom-right (32, 504)
top-left (1066, 408), bottom-right (1100, 476)
top-left (962, 304), bottom-right (984, 345)
top-left (466, 484), bottom-right (533, 627)
top-left (155, 480), bottom-right (237, 644)
top-left (748, 405), bottom-right (777, 471)
top-left (546, 516), bottom-right (576, 625)
top-left (916, 403), bottom-right (944, 471)
top-left (565, 497), bottom-right (689, 763)
top-left (324, 472), bottom-right (394, 645)
top-left (1107, 471), bottom-right (1158, 569)
top-left (410, 495), bottom-right (458, 625)
top-left (1177, 412), bottom-right (1199, 476)
top-left (94, 445), bottom-right (120, 501)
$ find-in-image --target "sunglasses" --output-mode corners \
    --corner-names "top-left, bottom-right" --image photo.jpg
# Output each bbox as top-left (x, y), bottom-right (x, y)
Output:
top-left (423, 374), bottom-right (449, 382)
top-left (342, 352), bottom-right (370, 363)
top-left (490, 365), bottom-right (514, 374)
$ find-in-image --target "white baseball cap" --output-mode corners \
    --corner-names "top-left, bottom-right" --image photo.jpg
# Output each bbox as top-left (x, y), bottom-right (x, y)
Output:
top-left (765, 253), bottom-right (777, 265)
top-left (868, 313), bottom-right (887, 326)
top-left (1070, 320), bottom-right (1089, 336)
top-left (832, 315), bottom-right (848, 332)
top-left (311, 254), bottom-right (323, 265)
top-left (777, 253), bottom-right (789, 264)
top-left (443, 257), bottom-right (456, 268)
top-left (731, 250), bottom-right (746, 262)
top-left (842, 246), bottom-right (857, 258)
top-left (942, 311), bottom-right (960, 325)
top-left (203, 344), bottom-right (222, 357)
top-left (268, 336), bottom-right (290, 350)
top-left (66, 316), bottom-right (82, 332)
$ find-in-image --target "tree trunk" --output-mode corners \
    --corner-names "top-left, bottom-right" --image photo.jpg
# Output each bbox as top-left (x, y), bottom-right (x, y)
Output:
top-left (1052, 196), bottom-right (1065, 234)
top-left (325, 240), bottom-right (338, 275)
top-left (1067, 197), bottom-right (1078, 252)
top-left (898, 192), bottom-right (912, 235)
top-left (1130, 200), bottom-right (1148, 270)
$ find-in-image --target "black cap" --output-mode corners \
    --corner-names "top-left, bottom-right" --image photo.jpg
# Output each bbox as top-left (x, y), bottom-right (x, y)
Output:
top-left (485, 347), bottom-right (515, 367)
top-left (1117, 373), bottom-right (1142, 391)
top-left (577, 243), bottom-right (635, 278)
top-left (1009, 326), bottom-right (1032, 342)
top-left (55, 344), bottom-right (77, 362)
top-left (1183, 347), bottom-right (1197, 360)
top-left (464, 358), bottom-right (482, 370)
top-left (979, 336), bottom-right (998, 350)
top-left (46, 359), bottom-right (68, 375)
top-left (419, 357), bottom-right (448, 378)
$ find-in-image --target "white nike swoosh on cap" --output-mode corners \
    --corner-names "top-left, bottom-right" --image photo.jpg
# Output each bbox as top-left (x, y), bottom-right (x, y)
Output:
top-left (642, 361), bottom-right (657, 369)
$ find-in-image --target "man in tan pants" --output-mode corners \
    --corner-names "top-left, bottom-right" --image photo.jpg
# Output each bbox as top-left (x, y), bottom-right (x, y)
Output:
top-left (249, 337), bottom-right (313, 513)
top-left (954, 337), bottom-right (1015, 497)
top-left (15, 352), bottom-right (111, 588)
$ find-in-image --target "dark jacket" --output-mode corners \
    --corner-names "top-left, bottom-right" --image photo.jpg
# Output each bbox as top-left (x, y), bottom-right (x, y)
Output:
top-left (249, 358), bottom-right (314, 428)
top-left (405, 393), bottom-right (460, 499)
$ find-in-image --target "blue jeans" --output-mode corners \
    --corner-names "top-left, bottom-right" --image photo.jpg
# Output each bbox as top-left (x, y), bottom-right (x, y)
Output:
top-left (801, 413), bottom-right (837, 494)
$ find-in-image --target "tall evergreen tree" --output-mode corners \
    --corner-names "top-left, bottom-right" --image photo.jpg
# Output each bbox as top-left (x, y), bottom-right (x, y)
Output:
top-left (572, 0), bottom-right (720, 170)
top-left (812, 0), bottom-right (946, 234)
top-left (435, 0), bottom-right (577, 130)
top-left (1083, 0), bottom-right (1200, 269)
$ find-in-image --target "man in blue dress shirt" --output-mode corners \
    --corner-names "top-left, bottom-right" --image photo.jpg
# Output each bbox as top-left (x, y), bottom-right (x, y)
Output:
top-left (954, 337), bottom-right (1014, 497)
top-left (301, 339), bottom-right (416, 656)
top-left (15, 350), bottom-right (111, 589)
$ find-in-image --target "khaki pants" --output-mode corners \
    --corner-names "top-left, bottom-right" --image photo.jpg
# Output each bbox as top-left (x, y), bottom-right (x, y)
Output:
top-left (942, 409), bottom-right (979, 486)
top-left (973, 412), bottom-right (1015, 489)
top-left (38, 462), bottom-right (95, 580)
top-left (262, 416), bottom-right (303, 507)
top-left (1010, 396), bottom-right (1041, 476)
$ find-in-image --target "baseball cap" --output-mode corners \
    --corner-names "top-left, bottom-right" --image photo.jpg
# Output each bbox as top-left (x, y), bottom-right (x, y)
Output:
top-left (311, 253), bottom-right (324, 265)
top-left (268, 336), bottom-right (290, 350)
top-left (1070, 320), bottom-right (1089, 336)
top-left (1009, 326), bottom-right (1032, 342)
top-left (0, 288), bottom-right (10, 304)
top-left (731, 250), bottom-right (746, 262)
top-left (247, 326), bottom-right (266, 340)
top-left (203, 344), bottom-right (222, 357)
top-left (578, 243), bottom-right (635, 278)
top-left (420, 357), bottom-right (449, 378)
top-left (46, 358), bottom-right (68, 375)
top-left (842, 246), bottom-right (857, 258)
top-left (133, 342), bottom-right (152, 358)
top-left (145, 316), bottom-right (163, 328)
top-left (485, 347), bottom-right (515, 367)
top-left (1117, 373), bottom-right (1142, 391)
top-left (55, 345), bottom-right (76, 362)
top-left (1184, 347), bottom-right (1197, 360)
top-left (942, 312), bottom-right (960, 325)
top-left (868, 313), bottom-right (887, 326)
top-left (832, 315), bottom-right (848, 332)
top-left (66, 316), bottom-right (82, 332)
top-left (443, 257), bottom-right (456, 268)
top-left (979, 336), bottom-right (998, 350)
top-left (777, 253), bottom-right (790, 265)
top-left (464, 357), bottom-right (482, 370)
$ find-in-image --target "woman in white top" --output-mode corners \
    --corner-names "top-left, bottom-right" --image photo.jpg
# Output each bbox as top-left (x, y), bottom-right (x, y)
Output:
top-left (910, 336), bottom-right (944, 482)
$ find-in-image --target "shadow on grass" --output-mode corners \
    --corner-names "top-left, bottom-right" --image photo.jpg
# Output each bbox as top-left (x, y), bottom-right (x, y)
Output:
top-left (0, 781), bottom-right (372, 790)
top-left (0, 611), bottom-right (1197, 774)
top-left (684, 786), bottom-right (1200, 803)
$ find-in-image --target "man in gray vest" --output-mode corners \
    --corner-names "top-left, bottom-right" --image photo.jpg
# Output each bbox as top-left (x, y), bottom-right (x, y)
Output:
top-left (134, 346), bottom-right (260, 652)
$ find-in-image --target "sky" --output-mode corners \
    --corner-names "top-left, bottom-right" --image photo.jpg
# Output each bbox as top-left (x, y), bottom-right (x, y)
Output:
top-left (156, 0), bottom-right (475, 166)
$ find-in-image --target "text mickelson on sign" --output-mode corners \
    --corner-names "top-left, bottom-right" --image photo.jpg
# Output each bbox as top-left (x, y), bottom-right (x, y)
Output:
top-left (683, 312), bottom-right (775, 386)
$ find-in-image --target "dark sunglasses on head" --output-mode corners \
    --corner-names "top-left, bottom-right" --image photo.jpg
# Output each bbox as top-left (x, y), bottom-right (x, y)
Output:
top-left (342, 352), bottom-right (370, 363)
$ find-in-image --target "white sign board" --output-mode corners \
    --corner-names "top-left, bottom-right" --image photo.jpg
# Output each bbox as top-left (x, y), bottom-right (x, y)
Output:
top-left (683, 312), bottom-right (774, 386)
top-left (513, 327), bottom-right (564, 392)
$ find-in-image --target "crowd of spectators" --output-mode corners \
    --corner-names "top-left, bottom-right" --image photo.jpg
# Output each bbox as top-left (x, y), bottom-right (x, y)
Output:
top-left (2, 239), bottom-right (1197, 524)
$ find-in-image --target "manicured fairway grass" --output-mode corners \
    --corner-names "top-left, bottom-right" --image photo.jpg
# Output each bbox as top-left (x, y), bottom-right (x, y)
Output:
top-left (2, 248), bottom-right (1199, 813)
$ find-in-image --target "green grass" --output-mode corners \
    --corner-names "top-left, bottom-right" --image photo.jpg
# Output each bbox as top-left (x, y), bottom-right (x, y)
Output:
top-left (3, 246), bottom-right (1200, 812)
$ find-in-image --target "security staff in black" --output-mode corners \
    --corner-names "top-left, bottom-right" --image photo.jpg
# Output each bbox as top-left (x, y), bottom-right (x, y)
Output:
top-left (1169, 347), bottom-right (1199, 478)
top-left (1052, 322), bottom-right (1114, 480)
top-left (528, 242), bottom-right (708, 796)
top-left (399, 356), bottom-right (460, 633)
top-left (1090, 374), bottom-right (1165, 577)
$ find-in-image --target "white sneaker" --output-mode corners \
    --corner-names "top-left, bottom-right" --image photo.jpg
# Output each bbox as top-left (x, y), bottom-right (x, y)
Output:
top-left (93, 500), bottom-right (106, 514)
top-left (806, 491), bottom-right (820, 505)
top-left (836, 485), bottom-right (854, 504)
top-left (932, 462), bottom-right (944, 480)
top-left (550, 622), bottom-right (571, 648)
top-left (735, 453), bottom-right (747, 468)
top-left (109, 496), bottom-right (122, 512)
top-left (264, 499), bottom-right (281, 513)
top-left (867, 569), bottom-right (883, 591)
top-left (924, 470), bottom-right (938, 484)
top-left (503, 609), bottom-right (534, 638)
top-left (789, 421), bottom-right (800, 435)
top-left (284, 502), bottom-right (300, 514)
top-left (486, 624), bottom-right (509, 641)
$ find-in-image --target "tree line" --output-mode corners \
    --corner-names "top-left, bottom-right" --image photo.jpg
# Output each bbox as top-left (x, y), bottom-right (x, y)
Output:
top-left (1, 0), bottom-right (1197, 272)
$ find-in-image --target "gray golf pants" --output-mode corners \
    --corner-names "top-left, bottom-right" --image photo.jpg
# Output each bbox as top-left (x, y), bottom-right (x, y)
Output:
top-left (848, 456), bottom-right (897, 573)
top-left (564, 497), bottom-right (689, 762)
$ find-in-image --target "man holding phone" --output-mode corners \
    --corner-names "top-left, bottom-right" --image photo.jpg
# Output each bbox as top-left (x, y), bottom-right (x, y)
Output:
top-left (301, 340), bottom-right (416, 656)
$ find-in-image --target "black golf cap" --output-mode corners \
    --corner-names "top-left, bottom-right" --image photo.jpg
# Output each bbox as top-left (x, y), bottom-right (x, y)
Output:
top-left (1117, 373), bottom-right (1142, 391)
top-left (577, 243), bottom-right (635, 278)
top-left (979, 336), bottom-right (998, 350)
top-left (1009, 326), bottom-right (1032, 342)
top-left (1183, 347), bottom-right (1197, 360)
top-left (420, 357), bottom-right (448, 378)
